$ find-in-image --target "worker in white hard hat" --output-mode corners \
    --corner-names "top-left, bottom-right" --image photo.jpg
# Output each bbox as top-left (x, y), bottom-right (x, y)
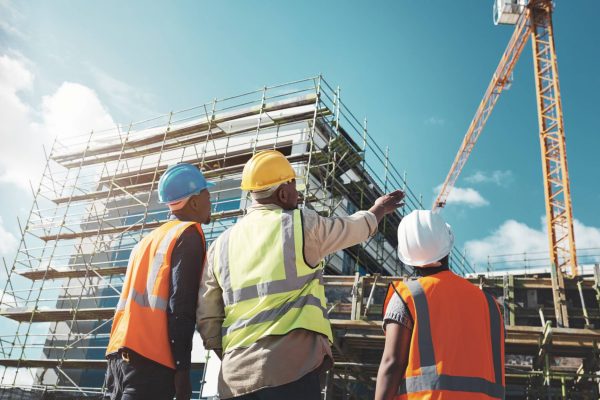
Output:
top-left (197, 150), bottom-right (405, 399)
top-left (375, 210), bottom-right (505, 400)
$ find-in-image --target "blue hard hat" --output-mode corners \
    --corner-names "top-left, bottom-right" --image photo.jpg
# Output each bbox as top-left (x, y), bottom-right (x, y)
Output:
top-left (158, 163), bottom-right (214, 204)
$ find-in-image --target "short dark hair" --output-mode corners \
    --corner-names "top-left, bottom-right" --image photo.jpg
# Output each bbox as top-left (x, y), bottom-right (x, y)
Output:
top-left (438, 254), bottom-right (449, 267)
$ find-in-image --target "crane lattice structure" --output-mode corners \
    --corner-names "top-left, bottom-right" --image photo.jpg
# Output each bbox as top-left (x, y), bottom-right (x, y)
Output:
top-left (433, 0), bottom-right (576, 327)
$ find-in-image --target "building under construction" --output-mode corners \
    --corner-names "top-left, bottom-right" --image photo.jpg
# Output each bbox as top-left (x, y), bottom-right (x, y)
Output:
top-left (0, 76), bottom-right (598, 400)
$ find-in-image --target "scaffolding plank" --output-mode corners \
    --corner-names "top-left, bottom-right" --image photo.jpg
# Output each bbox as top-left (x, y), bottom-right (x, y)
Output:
top-left (52, 150), bottom-right (310, 205)
top-left (16, 266), bottom-right (127, 280)
top-left (0, 307), bottom-right (114, 322)
top-left (39, 209), bottom-right (243, 242)
top-left (323, 274), bottom-right (598, 291)
top-left (52, 95), bottom-right (318, 164)
top-left (330, 319), bottom-right (600, 357)
top-left (56, 103), bottom-right (328, 169)
top-left (0, 359), bottom-right (204, 369)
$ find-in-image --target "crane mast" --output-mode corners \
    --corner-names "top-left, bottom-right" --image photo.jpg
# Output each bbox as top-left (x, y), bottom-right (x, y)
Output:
top-left (530, 1), bottom-right (576, 327)
top-left (433, 0), bottom-right (577, 327)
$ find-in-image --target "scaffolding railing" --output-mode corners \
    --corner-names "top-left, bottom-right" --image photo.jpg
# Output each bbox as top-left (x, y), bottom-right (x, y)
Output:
top-left (3, 76), bottom-right (474, 396)
top-left (323, 274), bottom-right (600, 399)
top-left (1, 75), bottom-right (597, 398)
top-left (474, 247), bottom-right (600, 275)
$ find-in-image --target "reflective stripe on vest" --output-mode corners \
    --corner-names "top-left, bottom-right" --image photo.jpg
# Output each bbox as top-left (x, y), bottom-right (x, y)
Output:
top-left (115, 222), bottom-right (187, 312)
top-left (397, 280), bottom-right (505, 399)
top-left (217, 210), bottom-right (324, 306)
top-left (222, 294), bottom-right (327, 337)
top-left (214, 209), bottom-right (332, 352)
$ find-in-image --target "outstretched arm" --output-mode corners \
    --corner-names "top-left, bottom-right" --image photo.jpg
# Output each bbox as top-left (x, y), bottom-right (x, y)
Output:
top-left (304, 190), bottom-right (405, 265)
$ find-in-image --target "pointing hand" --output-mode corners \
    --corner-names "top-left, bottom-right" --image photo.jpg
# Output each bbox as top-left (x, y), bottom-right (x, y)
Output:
top-left (369, 190), bottom-right (405, 223)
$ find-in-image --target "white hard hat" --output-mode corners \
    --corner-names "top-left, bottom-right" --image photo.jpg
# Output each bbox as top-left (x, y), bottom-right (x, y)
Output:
top-left (397, 210), bottom-right (454, 267)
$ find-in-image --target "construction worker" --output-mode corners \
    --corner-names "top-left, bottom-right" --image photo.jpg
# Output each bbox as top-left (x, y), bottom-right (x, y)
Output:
top-left (197, 149), bottom-right (404, 399)
top-left (375, 210), bottom-right (505, 400)
top-left (105, 163), bottom-right (212, 400)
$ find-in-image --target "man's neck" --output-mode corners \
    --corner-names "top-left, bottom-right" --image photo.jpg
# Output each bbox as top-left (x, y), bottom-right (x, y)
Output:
top-left (170, 212), bottom-right (194, 222)
top-left (413, 265), bottom-right (450, 277)
top-left (253, 198), bottom-right (284, 207)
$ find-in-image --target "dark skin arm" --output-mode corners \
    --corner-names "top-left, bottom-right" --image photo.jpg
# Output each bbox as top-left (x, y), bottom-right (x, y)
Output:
top-left (174, 371), bottom-right (191, 400)
top-left (369, 190), bottom-right (405, 223)
top-left (375, 322), bottom-right (412, 400)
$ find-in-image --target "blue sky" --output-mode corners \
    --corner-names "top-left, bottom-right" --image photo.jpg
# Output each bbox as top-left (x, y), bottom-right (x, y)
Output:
top-left (1, 0), bottom-right (599, 271)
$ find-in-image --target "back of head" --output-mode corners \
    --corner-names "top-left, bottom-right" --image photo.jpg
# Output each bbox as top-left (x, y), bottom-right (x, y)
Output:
top-left (397, 210), bottom-right (454, 267)
top-left (158, 163), bottom-right (212, 211)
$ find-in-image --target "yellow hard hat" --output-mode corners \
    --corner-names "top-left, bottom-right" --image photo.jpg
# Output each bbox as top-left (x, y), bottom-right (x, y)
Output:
top-left (240, 150), bottom-right (297, 191)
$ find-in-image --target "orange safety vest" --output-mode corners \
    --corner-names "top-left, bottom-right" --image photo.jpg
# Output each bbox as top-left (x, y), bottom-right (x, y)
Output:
top-left (383, 270), bottom-right (505, 400)
top-left (106, 220), bottom-right (206, 369)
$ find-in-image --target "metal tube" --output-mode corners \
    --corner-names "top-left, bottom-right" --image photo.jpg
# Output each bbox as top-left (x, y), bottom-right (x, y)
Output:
top-left (577, 278), bottom-right (591, 327)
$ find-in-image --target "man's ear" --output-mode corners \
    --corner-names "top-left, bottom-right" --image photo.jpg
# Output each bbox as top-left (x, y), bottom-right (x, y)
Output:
top-left (188, 195), bottom-right (198, 210)
top-left (276, 186), bottom-right (287, 203)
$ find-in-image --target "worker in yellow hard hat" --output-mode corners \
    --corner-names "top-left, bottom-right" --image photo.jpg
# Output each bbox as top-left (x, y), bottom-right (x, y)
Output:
top-left (197, 149), bottom-right (405, 399)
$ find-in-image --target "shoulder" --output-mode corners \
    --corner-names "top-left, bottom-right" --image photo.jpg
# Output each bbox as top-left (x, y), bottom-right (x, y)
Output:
top-left (383, 290), bottom-right (414, 331)
top-left (179, 224), bottom-right (203, 243)
top-left (206, 226), bottom-right (234, 254)
top-left (298, 207), bottom-right (317, 219)
top-left (173, 224), bottom-right (205, 256)
top-left (297, 207), bottom-right (322, 230)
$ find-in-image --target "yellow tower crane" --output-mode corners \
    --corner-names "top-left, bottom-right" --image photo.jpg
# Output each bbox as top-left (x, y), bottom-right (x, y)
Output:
top-left (432, 0), bottom-right (576, 328)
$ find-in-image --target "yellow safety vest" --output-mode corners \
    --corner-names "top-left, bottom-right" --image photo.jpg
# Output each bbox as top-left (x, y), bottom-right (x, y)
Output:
top-left (213, 208), bottom-right (333, 353)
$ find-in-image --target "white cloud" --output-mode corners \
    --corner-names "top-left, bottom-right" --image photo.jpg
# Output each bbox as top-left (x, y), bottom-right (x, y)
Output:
top-left (0, 54), bottom-right (115, 190)
top-left (0, 54), bottom-right (39, 188)
top-left (465, 217), bottom-right (600, 265)
top-left (41, 82), bottom-right (116, 138)
top-left (434, 184), bottom-right (489, 207)
top-left (573, 220), bottom-right (600, 253)
top-left (465, 170), bottom-right (513, 187)
top-left (0, 216), bottom-right (18, 257)
top-left (425, 116), bottom-right (445, 126)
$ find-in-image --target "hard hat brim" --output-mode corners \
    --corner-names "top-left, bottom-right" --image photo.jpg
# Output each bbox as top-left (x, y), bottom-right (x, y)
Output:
top-left (159, 182), bottom-right (215, 204)
top-left (241, 175), bottom-right (301, 192)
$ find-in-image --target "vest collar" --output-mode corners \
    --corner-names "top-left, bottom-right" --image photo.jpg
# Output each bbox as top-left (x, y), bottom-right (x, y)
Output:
top-left (246, 203), bottom-right (286, 215)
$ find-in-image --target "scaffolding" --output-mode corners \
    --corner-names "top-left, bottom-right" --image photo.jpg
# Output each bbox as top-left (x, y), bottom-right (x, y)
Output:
top-left (0, 76), bottom-right (476, 398)
top-left (0, 75), bottom-right (598, 399)
top-left (324, 271), bottom-right (600, 399)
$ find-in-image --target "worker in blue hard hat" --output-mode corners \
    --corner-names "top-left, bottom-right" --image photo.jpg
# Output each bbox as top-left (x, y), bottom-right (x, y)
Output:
top-left (106, 163), bottom-right (213, 400)
top-left (159, 162), bottom-right (214, 224)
